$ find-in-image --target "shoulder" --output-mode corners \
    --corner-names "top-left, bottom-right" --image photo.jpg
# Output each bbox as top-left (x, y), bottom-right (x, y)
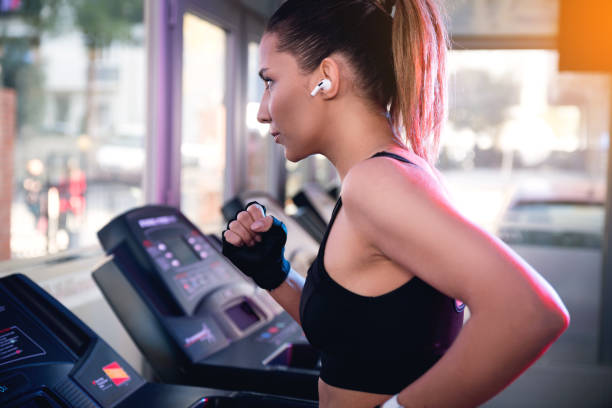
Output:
top-left (342, 153), bottom-right (447, 220)
top-left (340, 152), bottom-right (461, 264)
top-left (338, 154), bottom-right (565, 315)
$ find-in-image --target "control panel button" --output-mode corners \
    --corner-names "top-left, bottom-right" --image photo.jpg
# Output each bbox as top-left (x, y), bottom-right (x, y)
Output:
top-left (199, 251), bottom-right (208, 259)
top-left (156, 258), bottom-right (170, 270)
top-left (171, 260), bottom-right (180, 268)
top-left (146, 246), bottom-right (160, 257)
top-left (165, 252), bottom-right (173, 259)
top-left (157, 243), bottom-right (167, 251)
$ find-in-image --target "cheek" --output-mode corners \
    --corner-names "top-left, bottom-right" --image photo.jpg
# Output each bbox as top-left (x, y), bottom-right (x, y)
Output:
top-left (270, 87), bottom-right (312, 135)
top-left (269, 87), bottom-right (296, 122)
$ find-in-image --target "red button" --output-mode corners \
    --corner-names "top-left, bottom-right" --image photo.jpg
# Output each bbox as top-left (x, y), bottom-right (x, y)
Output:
top-left (143, 240), bottom-right (152, 247)
top-left (268, 327), bottom-right (279, 334)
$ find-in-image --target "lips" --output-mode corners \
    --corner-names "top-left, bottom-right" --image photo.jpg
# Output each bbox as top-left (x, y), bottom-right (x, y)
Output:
top-left (271, 131), bottom-right (280, 143)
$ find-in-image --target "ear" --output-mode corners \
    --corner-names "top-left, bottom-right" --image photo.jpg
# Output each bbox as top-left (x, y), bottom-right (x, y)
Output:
top-left (313, 57), bottom-right (341, 99)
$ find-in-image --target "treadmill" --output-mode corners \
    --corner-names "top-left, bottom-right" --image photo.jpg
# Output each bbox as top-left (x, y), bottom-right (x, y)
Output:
top-left (291, 183), bottom-right (339, 240)
top-left (0, 273), bottom-right (317, 408)
top-left (93, 205), bottom-right (320, 401)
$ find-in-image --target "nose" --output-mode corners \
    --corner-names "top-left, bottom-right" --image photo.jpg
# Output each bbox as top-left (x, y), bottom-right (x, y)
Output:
top-left (257, 92), bottom-right (271, 124)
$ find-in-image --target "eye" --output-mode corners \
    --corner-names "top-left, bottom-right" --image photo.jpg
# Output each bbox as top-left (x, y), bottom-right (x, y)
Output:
top-left (263, 77), bottom-right (273, 89)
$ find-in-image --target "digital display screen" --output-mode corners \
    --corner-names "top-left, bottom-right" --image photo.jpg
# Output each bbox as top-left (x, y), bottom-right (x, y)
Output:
top-left (165, 236), bottom-right (200, 266)
top-left (225, 301), bottom-right (260, 331)
top-left (138, 215), bottom-right (177, 228)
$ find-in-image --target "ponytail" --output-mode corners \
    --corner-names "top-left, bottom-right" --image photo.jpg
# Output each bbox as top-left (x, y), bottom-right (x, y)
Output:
top-left (390, 0), bottom-right (448, 166)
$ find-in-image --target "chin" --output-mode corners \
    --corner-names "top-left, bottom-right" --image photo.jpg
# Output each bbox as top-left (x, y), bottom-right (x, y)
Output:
top-left (284, 151), bottom-right (302, 163)
top-left (284, 147), bottom-right (313, 163)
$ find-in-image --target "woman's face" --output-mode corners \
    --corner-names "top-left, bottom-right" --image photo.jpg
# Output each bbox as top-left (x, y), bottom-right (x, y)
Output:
top-left (257, 33), bottom-right (322, 162)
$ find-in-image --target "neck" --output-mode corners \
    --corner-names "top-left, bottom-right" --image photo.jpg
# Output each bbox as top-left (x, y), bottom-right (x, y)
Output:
top-left (319, 99), bottom-right (405, 182)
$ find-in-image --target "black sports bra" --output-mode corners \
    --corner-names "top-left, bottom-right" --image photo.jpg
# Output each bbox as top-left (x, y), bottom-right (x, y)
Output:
top-left (299, 151), bottom-right (464, 395)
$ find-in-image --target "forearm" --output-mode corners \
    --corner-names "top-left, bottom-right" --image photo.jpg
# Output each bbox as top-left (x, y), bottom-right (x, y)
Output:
top-left (395, 309), bottom-right (568, 408)
top-left (268, 268), bottom-right (305, 324)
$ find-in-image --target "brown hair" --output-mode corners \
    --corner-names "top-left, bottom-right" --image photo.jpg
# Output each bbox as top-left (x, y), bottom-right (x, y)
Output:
top-left (391, 0), bottom-right (448, 165)
top-left (266, 0), bottom-right (449, 165)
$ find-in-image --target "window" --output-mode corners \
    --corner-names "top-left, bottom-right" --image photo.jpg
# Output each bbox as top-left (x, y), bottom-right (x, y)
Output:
top-left (441, 49), bottom-right (609, 365)
top-left (446, 0), bottom-right (558, 36)
top-left (179, 13), bottom-right (227, 234)
top-left (246, 41), bottom-right (271, 192)
top-left (1, 0), bottom-right (146, 259)
top-left (441, 50), bottom-right (609, 236)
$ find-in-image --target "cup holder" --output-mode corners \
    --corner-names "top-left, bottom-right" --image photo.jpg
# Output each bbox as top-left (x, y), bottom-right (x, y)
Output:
top-left (263, 343), bottom-right (321, 371)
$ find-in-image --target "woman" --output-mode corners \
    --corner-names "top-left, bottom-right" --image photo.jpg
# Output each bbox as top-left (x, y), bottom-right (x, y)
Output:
top-left (222, 0), bottom-right (570, 407)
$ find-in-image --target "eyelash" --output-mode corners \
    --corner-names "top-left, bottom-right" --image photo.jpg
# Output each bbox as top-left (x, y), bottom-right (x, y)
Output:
top-left (262, 77), bottom-right (273, 89)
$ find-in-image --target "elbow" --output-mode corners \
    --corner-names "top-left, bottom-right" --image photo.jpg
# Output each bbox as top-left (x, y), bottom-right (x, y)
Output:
top-left (534, 299), bottom-right (570, 343)
top-left (523, 275), bottom-right (571, 341)
top-left (551, 305), bottom-right (570, 338)
top-left (503, 289), bottom-right (571, 346)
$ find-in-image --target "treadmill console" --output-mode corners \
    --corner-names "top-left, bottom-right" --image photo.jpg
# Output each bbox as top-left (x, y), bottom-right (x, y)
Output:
top-left (98, 206), bottom-right (283, 351)
top-left (0, 274), bottom-right (142, 407)
top-left (0, 274), bottom-right (318, 408)
top-left (101, 207), bottom-right (250, 317)
top-left (94, 205), bottom-right (319, 400)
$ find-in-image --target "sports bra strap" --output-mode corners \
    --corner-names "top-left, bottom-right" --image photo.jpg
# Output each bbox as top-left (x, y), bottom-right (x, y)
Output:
top-left (370, 151), bottom-right (418, 167)
top-left (321, 152), bottom-right (417, 244)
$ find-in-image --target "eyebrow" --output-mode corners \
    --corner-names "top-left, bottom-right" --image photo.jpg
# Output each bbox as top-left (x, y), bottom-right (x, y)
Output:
top-left (258, 68), bottom-right (268, 80)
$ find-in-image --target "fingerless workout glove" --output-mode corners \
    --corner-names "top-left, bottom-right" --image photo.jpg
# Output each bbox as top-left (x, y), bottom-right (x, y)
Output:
top-left (222, 202), bottom-right (291, 290)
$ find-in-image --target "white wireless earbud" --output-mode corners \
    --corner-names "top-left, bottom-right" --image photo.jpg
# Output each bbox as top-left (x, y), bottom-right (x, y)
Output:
top-left (310, 79), bottom-right (332, 96)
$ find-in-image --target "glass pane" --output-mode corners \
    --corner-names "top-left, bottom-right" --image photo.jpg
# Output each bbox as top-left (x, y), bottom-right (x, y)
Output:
top-left (445, 0), bottom-right (559, 36)
top-left (441, 49), bottom-right (609, 365)
top-left (499, 202), bottom-right (604, 249)
top-left (1, 0), bottom-right (146, 259)
top-left (246, 40), bottom-right (270, 192)
top-left (180, 13), bottom-right (227, 234)
top-left (442, 50), bottom-right (608, 233)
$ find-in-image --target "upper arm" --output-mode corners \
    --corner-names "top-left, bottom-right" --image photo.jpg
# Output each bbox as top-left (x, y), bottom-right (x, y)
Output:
top-left (342, 159), bottom-right (566, 319)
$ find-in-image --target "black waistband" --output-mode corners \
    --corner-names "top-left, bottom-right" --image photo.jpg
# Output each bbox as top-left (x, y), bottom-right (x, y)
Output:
top-left (320, 351), bottom-right (443, 395)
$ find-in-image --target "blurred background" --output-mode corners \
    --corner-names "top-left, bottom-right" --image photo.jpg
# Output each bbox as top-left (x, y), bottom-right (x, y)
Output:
top-left (0, 0), bottom-right (611, 406)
